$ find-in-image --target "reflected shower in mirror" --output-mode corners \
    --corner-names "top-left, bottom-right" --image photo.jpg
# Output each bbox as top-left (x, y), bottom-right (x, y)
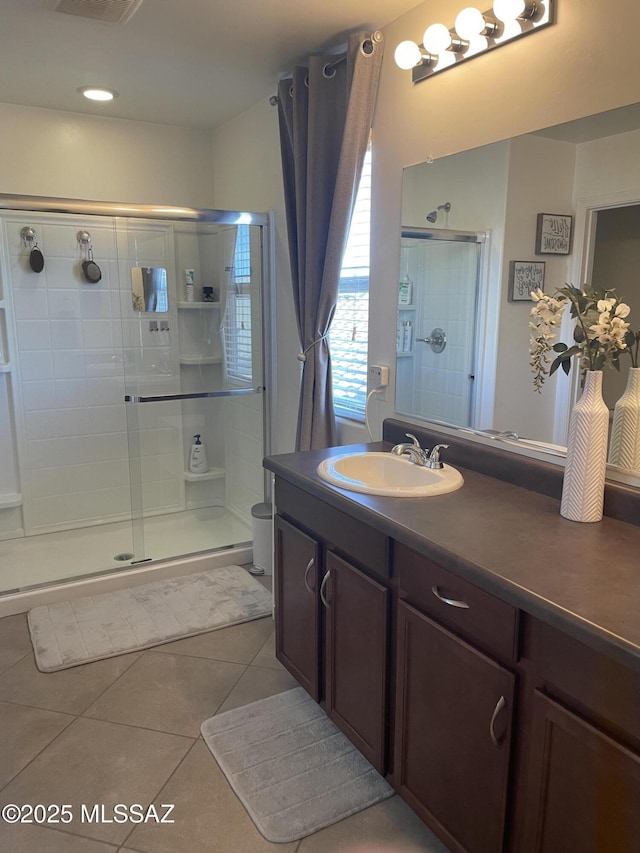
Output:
top-left (398, 101), bottom-right (640, 480)
top-left (131, 266), bottom-right (168, 312)
top-left (397, 228), bottom-right (483, 429)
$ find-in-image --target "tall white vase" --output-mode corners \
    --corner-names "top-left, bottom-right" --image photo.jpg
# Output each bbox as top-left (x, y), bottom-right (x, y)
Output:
top-left (560, 370), bottom-right (609, 523)
top-left (608, 366), bottom-right (640, 470)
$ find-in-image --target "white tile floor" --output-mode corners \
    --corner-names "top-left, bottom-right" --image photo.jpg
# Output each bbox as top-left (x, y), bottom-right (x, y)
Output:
top-left (0, 507), bottom-right (251, 593)
top-left (0, 602), bottom-right (448, 853)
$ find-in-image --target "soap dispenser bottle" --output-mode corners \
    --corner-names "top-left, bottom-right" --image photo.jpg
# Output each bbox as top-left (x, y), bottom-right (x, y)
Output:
top-left (189, 434), bottom-right (208, 474)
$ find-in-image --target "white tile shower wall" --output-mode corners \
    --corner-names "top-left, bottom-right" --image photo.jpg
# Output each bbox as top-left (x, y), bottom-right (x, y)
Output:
top-left (405, 242), bottom-right (478, 427)
top-left (2, 212), bottom-right (184, 536)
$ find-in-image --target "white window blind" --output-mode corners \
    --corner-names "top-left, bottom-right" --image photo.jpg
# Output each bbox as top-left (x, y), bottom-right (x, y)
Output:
top-left (330, 145), bottom-right (371, 420)
top-left (223, 224), bottom-right (253, 384)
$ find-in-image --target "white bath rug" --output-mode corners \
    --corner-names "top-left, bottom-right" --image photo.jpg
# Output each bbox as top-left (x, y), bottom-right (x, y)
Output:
top-left (201, 687), bottom-right (394, 843)
top-left (28, 565), bottom-right (272, 672)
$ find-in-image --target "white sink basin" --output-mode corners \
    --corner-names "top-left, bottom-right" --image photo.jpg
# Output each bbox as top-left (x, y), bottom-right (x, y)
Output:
top-left (316, 451), bottom-right (463, 497)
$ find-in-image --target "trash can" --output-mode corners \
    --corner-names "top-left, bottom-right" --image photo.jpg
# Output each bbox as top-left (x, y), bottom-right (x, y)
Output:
top-left (250, 501), bottom-right (273, 576)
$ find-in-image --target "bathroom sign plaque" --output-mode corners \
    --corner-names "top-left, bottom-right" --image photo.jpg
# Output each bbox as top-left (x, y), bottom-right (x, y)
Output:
top-left (535, 213), bottom-right (573, 255)
top-left (508, 260), bottom-right (546, 302)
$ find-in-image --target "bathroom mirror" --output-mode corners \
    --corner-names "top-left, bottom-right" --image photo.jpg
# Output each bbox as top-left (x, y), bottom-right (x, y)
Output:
top-left (131, 266), bottom-right (168, 312)
top-left (397, 100), bottom-right (640, 480)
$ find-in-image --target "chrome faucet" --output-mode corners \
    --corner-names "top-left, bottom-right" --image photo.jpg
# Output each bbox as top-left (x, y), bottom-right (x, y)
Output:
top-left (391, 433), bottom-right (429, 466)
top-left (426, 443), bottom-right (449, 470)
top-left (391, 434), bottom-right (449, 469)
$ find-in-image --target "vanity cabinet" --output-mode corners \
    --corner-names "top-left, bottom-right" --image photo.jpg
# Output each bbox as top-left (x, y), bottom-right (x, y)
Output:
top-left (394, 543), bottom-right (517, 853)
top-left (521, 621), bottom-right (640, 853)
top-left (274, 514), bottom-right (321, 701)
top-left (273, 480), bottom-right (391, 774)
top-left (267, 456), bottom-right (640, 853)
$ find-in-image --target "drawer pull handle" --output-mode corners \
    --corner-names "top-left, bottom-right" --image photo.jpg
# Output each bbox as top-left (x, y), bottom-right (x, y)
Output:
top-left (431, 585), bottom-right (470, 609)
top-left (320, 570), bottom-right (331, 607)
top-left (490, 695), bottom-right (507, 747)
top-left (303, 558), bottom-right (315, 594)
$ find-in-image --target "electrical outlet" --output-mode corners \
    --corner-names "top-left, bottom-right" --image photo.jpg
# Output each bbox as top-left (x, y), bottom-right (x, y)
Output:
top-left (368, 364), bottom-right (389, 388)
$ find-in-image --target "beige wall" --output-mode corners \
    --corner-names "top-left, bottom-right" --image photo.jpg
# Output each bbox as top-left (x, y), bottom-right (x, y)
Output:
top-left (211, 98), bottom-right (299, 454)
top-left (0, 103), bottom-right (214, 206)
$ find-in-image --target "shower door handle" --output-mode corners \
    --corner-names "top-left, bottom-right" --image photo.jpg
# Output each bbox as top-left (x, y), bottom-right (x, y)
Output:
top-left (124, 387), bottom-right (263, 403)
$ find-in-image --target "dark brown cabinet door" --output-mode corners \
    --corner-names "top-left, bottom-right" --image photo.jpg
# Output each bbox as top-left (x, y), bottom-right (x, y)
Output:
top-left (274, 514), bottom-right (321, 700)
top-left (395, 601), bottom-right (515, 853)
top-left (524, 691), bottom-right (640, 853)
top-left (324, 551), bottom-right (389, 774)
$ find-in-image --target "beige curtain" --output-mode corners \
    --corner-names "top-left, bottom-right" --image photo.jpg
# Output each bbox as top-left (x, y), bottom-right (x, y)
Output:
top-left (277, 31), bottom-right (384, 450)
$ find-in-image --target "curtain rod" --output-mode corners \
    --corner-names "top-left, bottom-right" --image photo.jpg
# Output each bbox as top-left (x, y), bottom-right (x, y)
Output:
top-left (270, 31), bottom-right (383, 105)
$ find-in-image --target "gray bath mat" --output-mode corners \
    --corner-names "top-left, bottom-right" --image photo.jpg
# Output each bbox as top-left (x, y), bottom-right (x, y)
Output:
top-left (28, 565), bottom-right (272, 672)
top-left (201, 686), bottom-right (393, 843)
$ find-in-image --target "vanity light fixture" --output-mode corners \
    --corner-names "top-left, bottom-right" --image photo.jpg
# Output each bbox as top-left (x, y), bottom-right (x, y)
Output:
top-left (78, 86), bottom-right (119, 102)
top-left (395, 0), bottom-right (553, 83)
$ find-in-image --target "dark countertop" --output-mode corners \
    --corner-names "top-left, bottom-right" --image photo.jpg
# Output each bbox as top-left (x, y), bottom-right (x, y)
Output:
top-left (265, 442), bottom-right (640, 673)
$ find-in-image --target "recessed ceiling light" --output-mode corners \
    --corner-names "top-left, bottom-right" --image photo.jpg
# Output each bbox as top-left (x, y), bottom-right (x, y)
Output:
top-left (78, 86), bottom-right (119, 102)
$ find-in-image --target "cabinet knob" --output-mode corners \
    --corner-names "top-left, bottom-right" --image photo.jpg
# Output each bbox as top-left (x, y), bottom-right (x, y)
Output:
top-left (431, 585), bottom-right (470, 609)
top-left (489, 695), bottom-right (507, 747)
top-left (304, 558), bottom-right (315, 594)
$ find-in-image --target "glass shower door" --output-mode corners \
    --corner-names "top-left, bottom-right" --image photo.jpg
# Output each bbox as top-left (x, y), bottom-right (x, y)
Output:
top-left (120, 218), bottom-right (266, 565)
top-left (397, 229), bottom-right (482, 429)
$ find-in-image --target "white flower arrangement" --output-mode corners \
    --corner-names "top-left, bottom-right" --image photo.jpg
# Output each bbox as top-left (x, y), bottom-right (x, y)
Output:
top-left (529, 284), bottom-right (631, 392)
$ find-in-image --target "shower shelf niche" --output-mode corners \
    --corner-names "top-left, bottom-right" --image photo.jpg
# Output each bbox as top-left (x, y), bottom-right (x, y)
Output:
top-left (177, 301), bottom-right (221, 310)
top-left (184, 467), bottom-right (225, 482)
top-left (179, 355), bottom-right (222, 365)
top-left (0, 493), bottom-right (22, 509)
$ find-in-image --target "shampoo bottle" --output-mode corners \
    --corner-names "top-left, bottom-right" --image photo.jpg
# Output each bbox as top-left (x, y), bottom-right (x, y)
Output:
top-left (189, 434), bottom-right (208, 474)
top-left (398, 274), bottom-right (413, 305)
top-left (402, 321), bottom-right (413, 352)
top-left (185, 269), bottom-right (195, 302)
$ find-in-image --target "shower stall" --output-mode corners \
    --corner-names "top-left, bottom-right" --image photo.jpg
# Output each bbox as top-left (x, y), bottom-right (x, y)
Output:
top-left (0, 198), bottom-right (273, 607)
top-left (396, 227), bottom-right (485, 429)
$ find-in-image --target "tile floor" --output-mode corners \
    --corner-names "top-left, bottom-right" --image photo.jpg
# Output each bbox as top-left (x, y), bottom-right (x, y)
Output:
top-left (0, 599), bottom-right (448, 852)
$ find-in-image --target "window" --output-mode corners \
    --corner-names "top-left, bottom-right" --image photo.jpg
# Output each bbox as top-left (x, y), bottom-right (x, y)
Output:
top-left (223, 224), bottom-right (253, 384)
top-left (330, 145), bottom-right (371, 420)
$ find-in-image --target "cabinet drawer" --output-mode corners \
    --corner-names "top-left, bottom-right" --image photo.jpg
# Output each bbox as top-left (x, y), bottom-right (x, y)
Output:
top-left (534, 621), bottom-right (640, 749)
top-left (395, 541), bottom-right (518, 664)
top-left (275, 479), bottom-right (389, 582)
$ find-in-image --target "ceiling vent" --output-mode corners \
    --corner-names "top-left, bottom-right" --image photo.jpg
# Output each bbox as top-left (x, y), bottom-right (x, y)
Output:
top-left (45, 0), bottom-right (144, 24)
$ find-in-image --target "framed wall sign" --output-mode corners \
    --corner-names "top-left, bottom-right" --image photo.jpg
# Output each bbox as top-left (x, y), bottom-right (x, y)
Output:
top-left (535, 213), bottom-right (573, 255)
top-left (508, 260), bottom-right (545, 301)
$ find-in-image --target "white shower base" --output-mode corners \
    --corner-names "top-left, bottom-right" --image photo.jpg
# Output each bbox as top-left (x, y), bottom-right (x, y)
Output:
top-left (0, 506), bottom-right (251, 598)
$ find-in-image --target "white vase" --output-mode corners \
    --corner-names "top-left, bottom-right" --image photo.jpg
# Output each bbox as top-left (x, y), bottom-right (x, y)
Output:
top-left (608, 366), bottom-right (640, 470)
top-left (560, 370), bottom-right (609, 523)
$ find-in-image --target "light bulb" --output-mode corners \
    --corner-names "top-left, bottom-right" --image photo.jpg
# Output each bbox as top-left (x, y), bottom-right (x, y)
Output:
top-left (423, 23), bottom-right (452, 54)
top-left (394, 40), bottom-right (422, 70)
top-left (455, 7), bottom-right (486, 40)
top-left (78, 87), bottom-right (118, 101)
top-left (493, 0), bottom-right (526, 21)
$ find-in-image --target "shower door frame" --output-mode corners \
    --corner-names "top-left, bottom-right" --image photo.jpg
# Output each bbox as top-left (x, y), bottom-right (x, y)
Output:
top-left (0, 193), bottom-right (275, 569)
top-left (398, 226), bottom-right (493, 432)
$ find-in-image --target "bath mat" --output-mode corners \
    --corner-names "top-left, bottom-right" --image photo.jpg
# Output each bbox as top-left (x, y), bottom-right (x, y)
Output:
top-left (28, 565), bottom-right (272, 672)
top-left (201, 686), bottom-right (393, 843)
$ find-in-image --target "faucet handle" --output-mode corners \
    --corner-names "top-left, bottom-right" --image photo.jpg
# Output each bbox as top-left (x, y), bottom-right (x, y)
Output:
top-left (428, 444), bottom-right (449, 469)
top-left (405, 433), bottom-right (421, 447)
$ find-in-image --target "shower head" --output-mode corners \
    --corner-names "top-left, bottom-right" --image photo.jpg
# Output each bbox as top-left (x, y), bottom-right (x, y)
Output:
top-left (426, 202), bottom-right (451, 224)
